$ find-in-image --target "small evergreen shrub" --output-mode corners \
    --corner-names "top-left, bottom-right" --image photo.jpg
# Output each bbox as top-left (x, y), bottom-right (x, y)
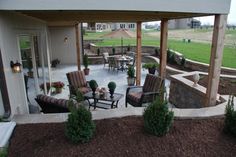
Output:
top-left (143, 97), bottom-right (174, 136)
top-left (97, 48), bottom-right (100, 56)
top-left (65, 101), bottom-right (95, 144)
top-left (127, 65), bottom-right (135, 78)
top-left (108, 81), bottom-right (116, 91)
top-left (224, 95), bottom-right (236, 136)
top-left (0, 148), bottom-right (7, 157)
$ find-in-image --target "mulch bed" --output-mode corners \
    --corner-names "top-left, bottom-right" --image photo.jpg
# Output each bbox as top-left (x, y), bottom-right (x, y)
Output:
top-left (186, 75), bottom-right (236, 95)
top-left (8, 116), bottom-right (236, 157)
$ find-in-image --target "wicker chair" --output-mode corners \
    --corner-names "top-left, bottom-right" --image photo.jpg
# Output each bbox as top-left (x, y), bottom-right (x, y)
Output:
top-left (35, 94), bottom-right (71, 113)
top-left (125, 74), bottom-right (163, 107)
top-left (66, 71), bottom-right (91, 96)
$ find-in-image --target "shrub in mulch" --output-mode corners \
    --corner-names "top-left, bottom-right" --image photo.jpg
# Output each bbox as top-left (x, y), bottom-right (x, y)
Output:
top-left (65, 101), bottom-right (95, 144)
top-left (143, 97), bottom-right (174, 136)
top-left (224, 95), bottom-right (236, 136)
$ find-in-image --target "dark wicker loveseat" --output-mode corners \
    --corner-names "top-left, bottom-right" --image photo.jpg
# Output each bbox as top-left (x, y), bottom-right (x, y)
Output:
top-left (35, 94), bottom-right (75, 113)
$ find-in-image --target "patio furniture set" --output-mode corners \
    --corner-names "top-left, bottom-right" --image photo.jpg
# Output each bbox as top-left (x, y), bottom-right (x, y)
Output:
top-left (35, 70), bottom-right (163, 113)
top-left (103, 52), bottom-right (135, 72)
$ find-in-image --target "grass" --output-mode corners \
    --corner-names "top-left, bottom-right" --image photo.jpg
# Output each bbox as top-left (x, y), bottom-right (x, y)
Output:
top-left (0, 148), bottom-right (7, 157)
top-left (84, 30), bottom-right (236, 68)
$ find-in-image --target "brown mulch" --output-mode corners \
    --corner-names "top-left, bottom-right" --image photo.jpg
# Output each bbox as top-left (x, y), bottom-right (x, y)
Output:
top-left (8, 116), bottom-right (236, 157)
top-left (186, 75), bottom-right (236, 95)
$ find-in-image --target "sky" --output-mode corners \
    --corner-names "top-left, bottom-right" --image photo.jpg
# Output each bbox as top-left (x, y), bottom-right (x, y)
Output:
top-left (197, 0), bottom-right (236, 25)
top-left (147, 0), bottom-right (236, 25)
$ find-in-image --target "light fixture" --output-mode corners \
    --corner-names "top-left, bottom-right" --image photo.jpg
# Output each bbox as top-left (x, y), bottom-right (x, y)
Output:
top-left (10, 60), bottom-right (22, 73)
top-left (64, 37), bottom-right (68, 43)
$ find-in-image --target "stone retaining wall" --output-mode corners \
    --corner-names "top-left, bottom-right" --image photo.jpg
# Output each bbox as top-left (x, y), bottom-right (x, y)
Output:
top-left (169, 72), bottom-right (226, 108)
top-left (89, 44), bottom-right (156, 55)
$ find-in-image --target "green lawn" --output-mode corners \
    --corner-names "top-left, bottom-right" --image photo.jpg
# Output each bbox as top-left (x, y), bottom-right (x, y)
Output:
top-left (84, 31), bottom-right (236, 68)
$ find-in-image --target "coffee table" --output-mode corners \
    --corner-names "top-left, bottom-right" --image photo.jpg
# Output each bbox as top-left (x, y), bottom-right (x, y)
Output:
top-left (84, 91), bottom-right (124, 109)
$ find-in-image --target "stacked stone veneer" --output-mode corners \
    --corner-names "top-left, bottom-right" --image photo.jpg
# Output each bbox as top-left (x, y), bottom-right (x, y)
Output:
top-left (89, 44), bottom-right (156, 55)
top-left (169, 74), bottom-right (207, 108)
top-left (169, 72), bottom-right (226, 108)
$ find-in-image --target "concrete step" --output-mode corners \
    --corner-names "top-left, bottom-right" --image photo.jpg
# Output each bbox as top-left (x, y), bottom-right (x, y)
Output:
top-left (0, 122), bottom-right (16, 148)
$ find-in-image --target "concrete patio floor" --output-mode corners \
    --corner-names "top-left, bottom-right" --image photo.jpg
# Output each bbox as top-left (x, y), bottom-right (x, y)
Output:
top-left (28, 64), bottom-right (170, 111)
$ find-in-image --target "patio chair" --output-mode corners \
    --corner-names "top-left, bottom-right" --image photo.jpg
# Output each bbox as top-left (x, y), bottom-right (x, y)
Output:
top-left (126, 51), bottom-right (135, 66)
top-left (35, 94), bottom-right (78, 113)
top-left (125, 74), bottom-right (163, 107)
top-left (108, 57), bottom-right (120, 71)
top-left (66, 70), bottom-right (91, 96)
top-left (102, 52), bottom-right (109, 67)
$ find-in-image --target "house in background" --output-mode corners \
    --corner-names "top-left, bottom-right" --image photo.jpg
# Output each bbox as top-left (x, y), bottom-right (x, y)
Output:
top-left (0, 0), bottom-right (231, 118)
top-left (168, 18), bottom-right (201, 29)
top-left (87, 22), bottom-right (136, 32)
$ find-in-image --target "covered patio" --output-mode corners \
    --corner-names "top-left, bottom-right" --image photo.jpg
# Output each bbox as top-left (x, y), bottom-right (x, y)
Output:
top-left (0, 0), bottom-right (231, 116)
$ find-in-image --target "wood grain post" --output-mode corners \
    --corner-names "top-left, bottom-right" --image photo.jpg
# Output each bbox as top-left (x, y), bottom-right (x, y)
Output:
top-left (159, 19), bottom-right (168, 79)
top-left (75, 23), bottom-right (81, 70)
top-left (136, 21), bottom-right (142, 85)
top-left (205, 14), bottom-right (227, 107)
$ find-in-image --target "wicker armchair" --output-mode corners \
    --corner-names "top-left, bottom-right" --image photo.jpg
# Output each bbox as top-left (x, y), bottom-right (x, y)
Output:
top-left (35, 94), bottom-right (71, 113)
top-left (125, 74), bottom-right (163, 107)
top-left (66, 71), bottom-right (91, 96)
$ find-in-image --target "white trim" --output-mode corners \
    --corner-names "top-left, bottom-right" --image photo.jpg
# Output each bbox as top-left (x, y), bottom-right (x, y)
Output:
top-left (0, 0), bottom-right (231, 14)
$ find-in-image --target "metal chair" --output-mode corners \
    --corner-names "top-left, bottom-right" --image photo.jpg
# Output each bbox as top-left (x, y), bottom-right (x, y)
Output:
top-left (125, 74), bottom-right (163, 107)
top-left (102, 52), bottom-right (109, 67)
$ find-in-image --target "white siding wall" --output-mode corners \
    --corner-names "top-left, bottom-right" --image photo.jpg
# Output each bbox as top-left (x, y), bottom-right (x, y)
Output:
top-left (0, 90), bottom-right (4, 116)
top-left (49, 27), bottom-right (77, 64)
top-left (0, 12), bottom-right (47, 115)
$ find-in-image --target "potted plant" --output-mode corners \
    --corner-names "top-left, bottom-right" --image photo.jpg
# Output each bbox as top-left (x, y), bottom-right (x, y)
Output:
top-left (83, 54), bottom-right (90, 75)
top-left (39, 82), bottom-right (51, 93)
top-left (112, 47), bottom-right (115, 55)
top-left (127, 44), bottom-right (131, 52)
top-left (51, 59), bottom-right (60, 68)
top-left (89, 80), bottom-right (98, 96)
top-left (26, 55), bottom-right (33, 78)
top-left (142, 63), bottom-right (158, 74)
top-left (52, 81), bottom-right (65, 93)
top-left (97, 48), bottom-right (100, 56)
top-left (108, 81), bottom-right (116, 98)
top-left (127, 65), bottom-right (135, 86)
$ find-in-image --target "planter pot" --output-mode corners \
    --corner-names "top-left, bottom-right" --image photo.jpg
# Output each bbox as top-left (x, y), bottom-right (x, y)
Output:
top-left (109, 90), bottom-right (114, 98)
top-left (27, 71), bottom-right (34, 78)
top-left (92, 88), bottom-right (96, 96)
top-left (55, 88), bottom-right (62, 94)
top-left (84, 68), bottom-right (90, 75)
top-left (127, 77), bottom-right (136, 86)
top-left (148, 68), bottom-right (156, 75)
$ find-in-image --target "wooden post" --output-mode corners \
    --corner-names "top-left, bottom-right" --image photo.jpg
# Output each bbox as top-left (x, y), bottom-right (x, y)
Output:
top-left (75, 23), bottom-right (81, 70)
top-left (205, 15), bottom-right (227, 107)
top-left (136, 21), bottom-right (142, 85)
top-left (159, 19), bottom-right (168, 79)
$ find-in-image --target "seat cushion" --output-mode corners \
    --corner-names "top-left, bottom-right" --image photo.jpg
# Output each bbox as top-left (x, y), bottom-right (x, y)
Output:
top-left (127, 92), bottom-right (143, 103)
top-left (36, 94), bottom-right (57, 104)
top-left (143, 74), bottom-right (162, 93)
top-left (56, 99), bottom-right (70, 109)
top-left (79, 87), bottom-right (91, 94)
top-left (67, 71), bottom-right (87, 89)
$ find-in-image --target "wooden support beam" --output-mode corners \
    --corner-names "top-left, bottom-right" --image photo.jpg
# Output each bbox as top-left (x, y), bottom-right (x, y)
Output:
top-left (136, 21), bottom-right (142, 86)
top-left (159, 19), bottom-right (168, 79)
top-left (205, 14), bottom-right (227, 107)
top-left (75, 23), bottom-right (81, 70)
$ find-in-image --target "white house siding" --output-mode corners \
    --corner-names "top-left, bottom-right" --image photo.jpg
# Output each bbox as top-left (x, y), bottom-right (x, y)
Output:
top-left (0, 90), bottom-right (4, 116)
top-left (49, 27), bottom-right (77, 64)
top-left (0, 12), bottom-right (47, 115)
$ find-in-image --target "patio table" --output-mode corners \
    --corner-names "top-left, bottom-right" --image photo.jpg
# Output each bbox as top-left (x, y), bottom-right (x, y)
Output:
top-left (84, 91), bottom-right (124, 109)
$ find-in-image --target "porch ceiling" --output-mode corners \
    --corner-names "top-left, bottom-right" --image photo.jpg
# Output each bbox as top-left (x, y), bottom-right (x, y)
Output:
top-left (19, 10), bottom-right (211, 26)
